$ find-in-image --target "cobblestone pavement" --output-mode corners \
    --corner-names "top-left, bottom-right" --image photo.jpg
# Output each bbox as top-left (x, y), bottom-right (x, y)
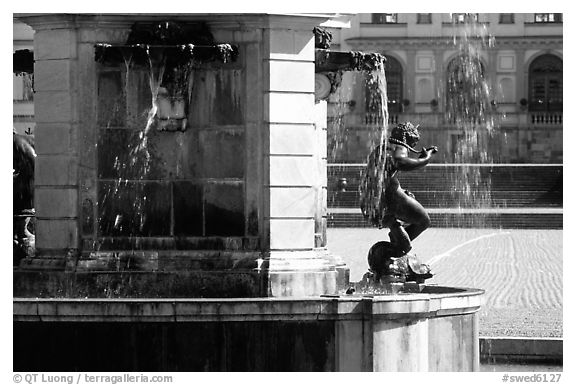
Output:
top-left (327, 228), bottom-right (563, 338)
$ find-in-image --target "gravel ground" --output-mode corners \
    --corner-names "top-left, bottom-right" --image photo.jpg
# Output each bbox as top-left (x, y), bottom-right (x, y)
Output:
top-left (327, 228), bottom-right (563, 338)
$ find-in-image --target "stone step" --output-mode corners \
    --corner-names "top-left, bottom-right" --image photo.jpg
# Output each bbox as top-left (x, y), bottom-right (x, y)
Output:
top-left (327, 190), bottom-right (563, 208)
top-left (327, 164), bottom-right (563, 210)
top-left (329, 179), bottom-right (561, 192)
top-left (327, 212), bottom-right (563, 230)
top-left (328, 164), bottom-right (563, 189)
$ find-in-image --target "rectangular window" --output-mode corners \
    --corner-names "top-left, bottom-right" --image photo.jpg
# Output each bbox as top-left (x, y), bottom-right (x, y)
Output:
top-left (417, 13), bottom-right (432, 24)
top-left (372, 13), bottom-right (398, 24)
top-left (499, 13), bottom-right (515, 24)
top-left (534, 13), bottom-right (562, 23)
top-left (452, 13), bottom-right (478, 24)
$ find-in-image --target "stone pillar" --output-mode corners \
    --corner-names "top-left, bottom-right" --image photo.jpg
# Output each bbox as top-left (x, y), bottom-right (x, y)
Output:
top-left (18, 15), bottom-right (132, 271)
top-left (20, 16), bottom-right (82, 269)
top-left (211, 15), bottom-right (339, 296)
top-left (261, 16), bottom-right (337, 296)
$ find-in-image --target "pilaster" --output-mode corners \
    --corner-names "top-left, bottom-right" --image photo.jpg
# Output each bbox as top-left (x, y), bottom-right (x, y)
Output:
top-left (261, 16), bottom-right (337, 296)
top-left (21, 17), bottom-right (81, 269)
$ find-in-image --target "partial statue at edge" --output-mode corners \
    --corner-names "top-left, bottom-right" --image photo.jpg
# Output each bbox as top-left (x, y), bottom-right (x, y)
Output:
top-left (360, 122), bottom-right (437, 284)
top-left (13, 129), bottom-right (36, 265)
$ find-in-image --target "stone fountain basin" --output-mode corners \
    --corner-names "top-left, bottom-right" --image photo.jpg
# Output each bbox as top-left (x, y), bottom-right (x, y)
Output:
top-left (14, 285), bottom-right (483, 371)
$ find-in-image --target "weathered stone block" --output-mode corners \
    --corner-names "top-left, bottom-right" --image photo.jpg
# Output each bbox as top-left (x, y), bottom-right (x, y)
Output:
top-left (77, 27), bottom-right (131, 45)
top-left (33, 60), bottom-right (71, 92)
top-left (372, 318), bottom-right (429, 371)
top-left (313, 101), bottom-right (328, 130)
top-left (269, 124), bottom-right (316, 155)
top-left (269, 156), bottom-right (317, 186)
top-left (270, 187), bottom-right (315, 218)
top-left (335, 320), bottom-right (372, 371)
top-left (199, 130), bottom-right (245, 178)
top-left (34, 91), bottom-right (73, 123)
top-left (211, 29), bottom-right (234, 43)
top-left (204, 184), bottom-right (245, 236)
top-left (35, 188), bottom-right (78, 218)
top-left (232, 29), bottom-right (262, 43)
top-left (36, 219), bottom-right (78, 250)
top-left (34, 124), bottom-right (75, 155)
top-left (34, 29), bottom-right (76, 60)
top-left (244, 43), bottom-right (262, 124)
top-left (267, 93), bottom-right (315, 124)
top-left (269, 60), bottom-right (315, 92)
top-left (187, 69), bottom-right (244, 126)
top-left (269, 28), bottom-right (314, 60)
top-left (428, 314), bottom-right (477, 371)
top-left (269, 218), bottom-right (314, 250)
top-left (35, 155), bottom-right (78, 186)
top-left (268, 269), bottom-right (337, 297)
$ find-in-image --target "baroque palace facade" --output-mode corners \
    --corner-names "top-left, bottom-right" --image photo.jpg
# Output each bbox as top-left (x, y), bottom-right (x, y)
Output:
top-left (14, 14), bottom-right (562, 163)
top-left (325, 13), bottom-right (563, 164)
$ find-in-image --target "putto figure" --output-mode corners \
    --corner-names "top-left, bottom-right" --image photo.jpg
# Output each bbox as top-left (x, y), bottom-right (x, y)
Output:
top-left (360, 122), bottom-right (437, 283)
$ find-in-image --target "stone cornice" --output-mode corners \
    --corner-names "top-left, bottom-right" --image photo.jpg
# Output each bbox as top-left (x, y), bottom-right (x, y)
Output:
top-left (345, 35), bottom-right (563, 51)
top-left (15, 14), bottom-right (132, 31)
top-left (16, 13), bottom-right (335, 32)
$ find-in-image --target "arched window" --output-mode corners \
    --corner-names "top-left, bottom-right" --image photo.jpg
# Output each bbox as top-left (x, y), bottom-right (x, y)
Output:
top-left (384, 56), bottom-right (403, 113)
top-left (446, 55), bottom-right (489, 121)
top-left (528, 54), bottom-right (562, 112)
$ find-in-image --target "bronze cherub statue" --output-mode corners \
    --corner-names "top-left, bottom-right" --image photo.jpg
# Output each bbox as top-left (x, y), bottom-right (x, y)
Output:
top-left (360, 122), bottom-right (436, 283)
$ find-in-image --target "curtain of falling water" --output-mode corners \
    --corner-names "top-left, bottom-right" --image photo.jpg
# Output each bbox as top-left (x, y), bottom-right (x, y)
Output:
top-left (368, 66), bottom-right (389, 163)
top-left (327, 72), bottom-right (351, 209)
top-left (326, 64), bottom-right (388, 218)
top-left (446, 15), bottom-right (500, 227)
top-left (99, 47), bottom-right (169, 236)
top-left (358, 63), bottom-right (390, 225)
top-left (328, 72), bottom-right (352, 163)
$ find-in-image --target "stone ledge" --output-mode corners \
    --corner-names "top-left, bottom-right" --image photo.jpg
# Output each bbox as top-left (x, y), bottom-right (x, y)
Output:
top-left (13, 285), bottom-right (483, 322)
top-left (479, 337), bottom-right (563, 364)
top-left (13, 270), bottom-right (267, 299)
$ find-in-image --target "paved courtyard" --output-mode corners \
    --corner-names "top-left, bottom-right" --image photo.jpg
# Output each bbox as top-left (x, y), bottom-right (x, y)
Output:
top-left (327, 227), bottom-right (563, 338)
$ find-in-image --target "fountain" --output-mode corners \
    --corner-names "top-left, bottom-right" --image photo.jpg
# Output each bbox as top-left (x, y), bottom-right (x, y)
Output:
top-left (13, 14), bottom-right (483, 371)
top-left (444, 14), bottom-right (499, 227)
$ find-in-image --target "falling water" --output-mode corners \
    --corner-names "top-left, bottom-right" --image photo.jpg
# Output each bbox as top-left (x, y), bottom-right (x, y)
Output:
top-left (357, 63), bottom-right (390, 227)
top-left (327, 72), bottom-right (352, 163)
top-left (326, 72), bottom-right (352, 210)
top-left (325, 58), bottom-right (389, 219)
top-left (446, 14), bottom-right (500, 227)
top-left (365, 66), bottom-right (389, 162)
top-left (99, 47), bottom-right (193, 237)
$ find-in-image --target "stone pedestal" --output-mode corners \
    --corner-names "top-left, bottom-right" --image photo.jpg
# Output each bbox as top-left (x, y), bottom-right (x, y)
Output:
top-left (16, 13), bottom-right (347, 297)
